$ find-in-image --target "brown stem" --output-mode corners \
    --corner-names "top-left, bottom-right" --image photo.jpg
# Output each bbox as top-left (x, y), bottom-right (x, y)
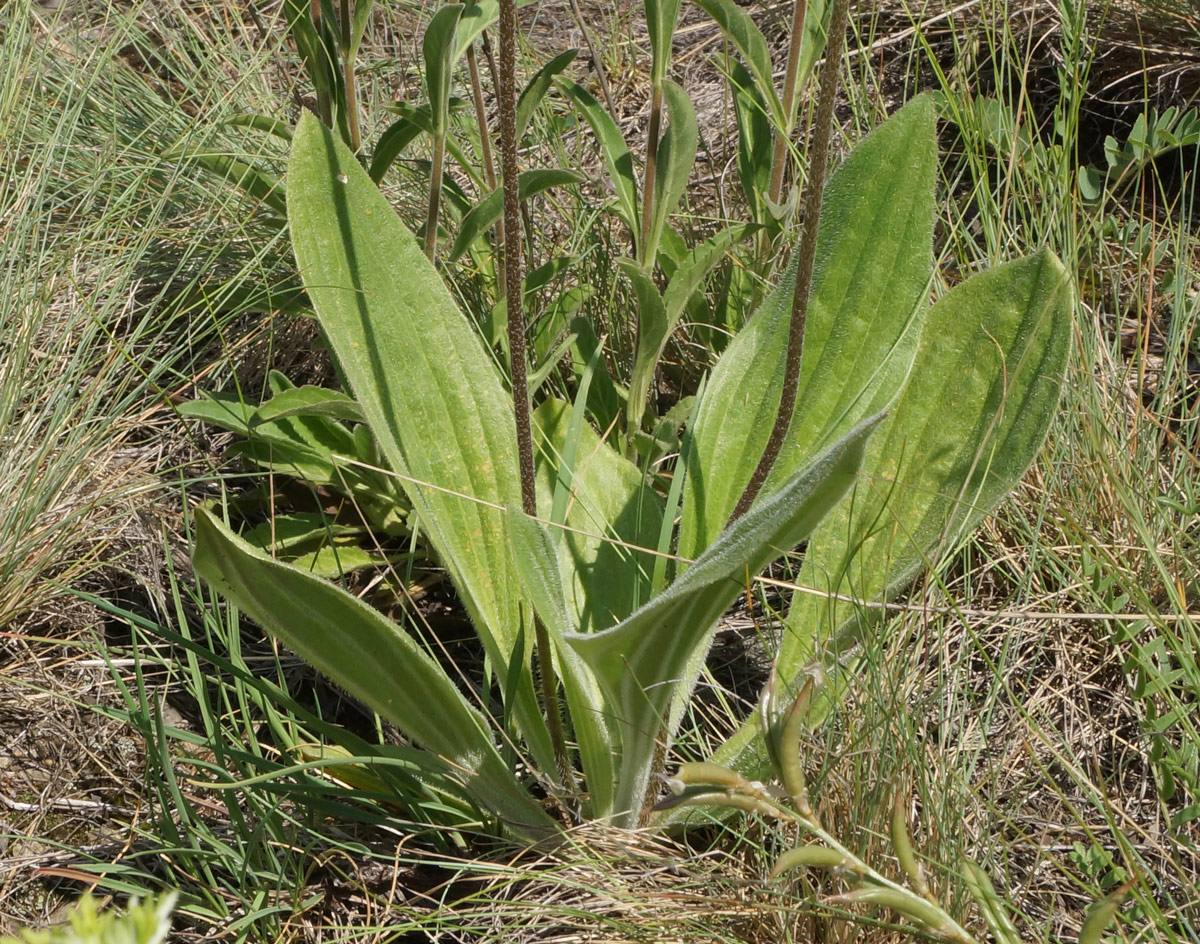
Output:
top-left (728, 0), bottom-right (850, 525)
top-left (497, 0), bottom-right (573, 793)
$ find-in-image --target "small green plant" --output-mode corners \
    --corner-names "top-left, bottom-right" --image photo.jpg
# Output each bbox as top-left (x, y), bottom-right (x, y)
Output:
top-left (0, 895), bottom-right (176, 944)
top-left (180, 369), bottom-right (412, 571)
top-left (190, 79), bottom-right (1071, 839)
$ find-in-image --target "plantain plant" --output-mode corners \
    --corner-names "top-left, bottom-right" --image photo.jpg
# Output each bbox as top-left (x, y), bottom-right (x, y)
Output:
top-left (189, 79), bottom-right (1072, 840)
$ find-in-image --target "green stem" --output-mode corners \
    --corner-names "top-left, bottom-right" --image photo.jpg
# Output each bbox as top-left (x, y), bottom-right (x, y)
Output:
top-left (340, 0), bottom-right (361, 153)
top-left (423, 133), bottom-right (446, 260)
top-left (638, 83), bottom-right (663, 265)
top-left (497, 0), bottom-right (573, 794)
top-left (767, 0), bottom-right (808, 208)
top-left (311, 0), bottom-right (332, 127)
top-left (728, 0), bottom-right (849, 524)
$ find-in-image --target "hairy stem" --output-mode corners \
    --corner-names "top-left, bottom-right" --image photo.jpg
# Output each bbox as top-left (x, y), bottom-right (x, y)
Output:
top-left (497, 0), bottom-right (573, 792)
top-left (729, 0), bottom-right (850, 524)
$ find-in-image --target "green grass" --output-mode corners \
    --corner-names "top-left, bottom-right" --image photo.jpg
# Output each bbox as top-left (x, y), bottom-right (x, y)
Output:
top-left (2, 0), bottom-right (1198, 939)
top-left (0, 0), bottom-right (304, 624)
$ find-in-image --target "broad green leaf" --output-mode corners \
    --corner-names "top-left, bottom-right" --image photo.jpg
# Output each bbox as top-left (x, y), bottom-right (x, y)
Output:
top-left (645, 80), bottom-right (698, 267)
top-left (423, 5), bottom-right (465, 139)
top-left (679, 94), bottom-right (936, 561)
top-left (507, 509), bottom-right (615, 818)
top-left (533, 398), bottom-right (663, 635)
top-left (192, 507), bottom-right (557, 840)
top-left (685, 251), bottom-right (1073, 804)
top-left (781, 249), bottom-right (1073, 669)
top-left (692, 0), bottom-right (784, 127)
top-left (447, 168), bottom-right (586, 261)
top-left (645, 0), bottom-right (682, 87)
top-left (287, 113), bottom-right (557, 772)
top-left (517, 49), bottom-right (579, 142)
top-left (568, 415), bottom-right (879, 825)
top-left (558, 79), bottom-right (639, 245)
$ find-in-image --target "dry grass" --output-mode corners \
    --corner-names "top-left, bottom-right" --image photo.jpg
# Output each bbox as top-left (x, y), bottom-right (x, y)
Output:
top-left (2, 0), bottom-right (1199, 939)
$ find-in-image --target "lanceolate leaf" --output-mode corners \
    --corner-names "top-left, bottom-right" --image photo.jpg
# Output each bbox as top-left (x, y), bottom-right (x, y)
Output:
top-left (679, 94), bottom-right (936, 562)
top-left (348, 0), bottom-right (376, 61)
top-left (178, 152), bottom-right (286, 216)
top-left (692, 0), bottom-right (784, 127)
top-left (688, 250), bottom-right (1072, 799)
top-left (793, 0), bottom-right (832, 124)
top-left (424, 5), bottom-right (465, 139)
top-left (780, 249), bottom-right (1074, 669)
top-left (726, 57), bottom-right (774, 225)
top-left (224, 114), bottom-right (294, 140)
top-left (619, 261), bottom-right (667, 434)
top-left (622, 222), bottom-right (754, 433)
top-left (517, 49), bottom-right (579, 142)
top-left (645, 0), bottom-right (682, 87)
top-left (453, 0), bottom-right (500, 63)
top-left (251, 384), bottom-right (365, 425)
top-left (369, 112), bottom-right (427, 182)
top-left (533, 398), bottom-right (662, 635)
top-left (645, 80), bottom-right (698, 267)
top-left (287, 113), bottom-right (556, 771)
top-left (448, 168), bottom-right (586, 262)
top-left (558, 79), bottom-right (639, 245)
top-left (192, 507), bottom-right (558, 840)
top-left (568, 415), bottom-right (880, 826)
top-left (507, 509), bottom-right (615, 818)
